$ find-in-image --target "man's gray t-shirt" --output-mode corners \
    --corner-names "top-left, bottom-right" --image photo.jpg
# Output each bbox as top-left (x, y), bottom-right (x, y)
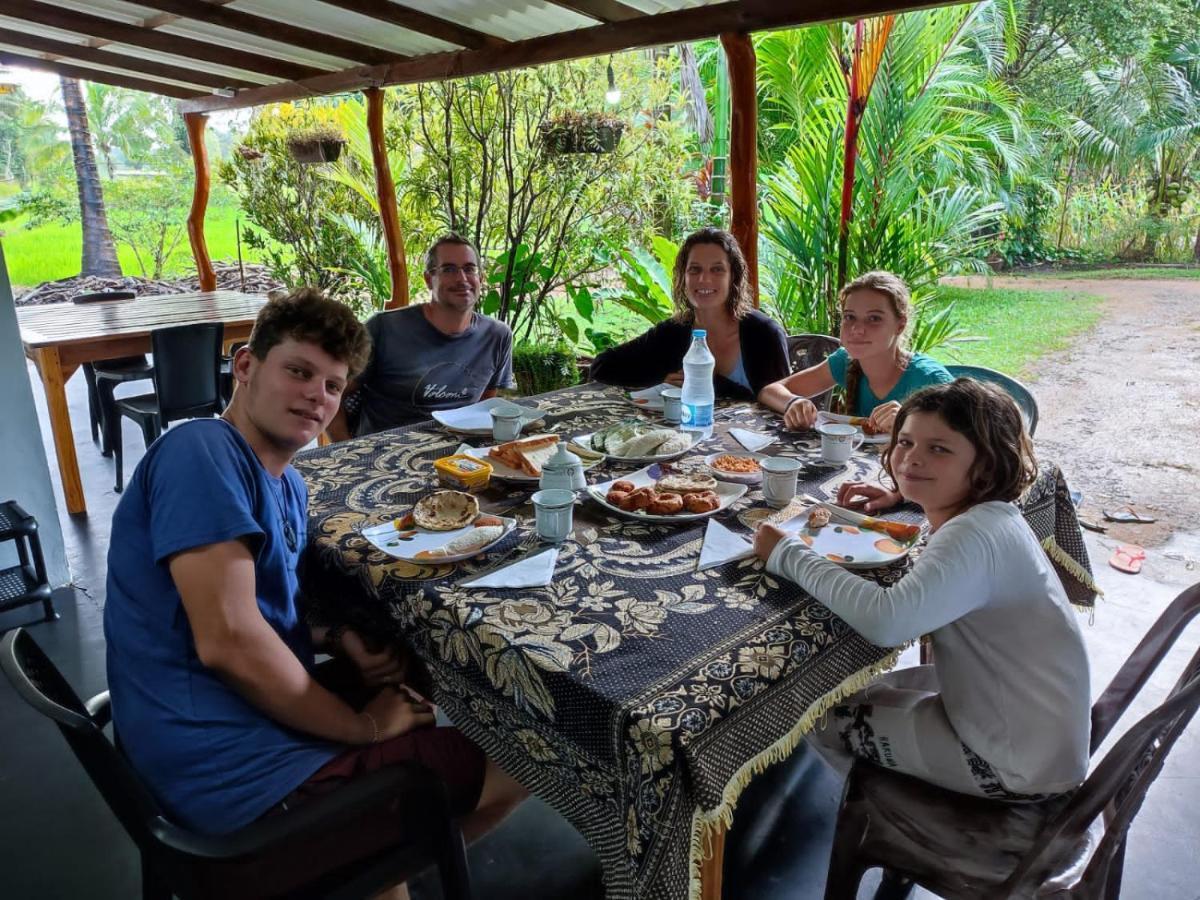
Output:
top-left (355, 304), bottom-right (515, 435)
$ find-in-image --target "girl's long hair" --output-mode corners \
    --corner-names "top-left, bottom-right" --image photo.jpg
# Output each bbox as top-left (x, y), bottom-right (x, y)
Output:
top-left (840, 271), bottom-right (912, 414)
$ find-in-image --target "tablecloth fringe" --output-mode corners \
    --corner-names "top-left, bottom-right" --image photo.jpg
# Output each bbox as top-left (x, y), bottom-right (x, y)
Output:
top-left (686, 646), bottom-right (904, 900)
top-left (1041, 534), bottom-right (1105, 617)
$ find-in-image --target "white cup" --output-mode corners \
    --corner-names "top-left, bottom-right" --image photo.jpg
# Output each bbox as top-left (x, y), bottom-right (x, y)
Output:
top-left (759, 456), bottom-right (802, 509)
top-left (817, 423), bottom-right (865, 464)
top-left (531, 489), bottom-right (575, 543)
top-left (490, 405), bottom-right (523, 442)
top-left (660, 387), bottom-right (682, 424)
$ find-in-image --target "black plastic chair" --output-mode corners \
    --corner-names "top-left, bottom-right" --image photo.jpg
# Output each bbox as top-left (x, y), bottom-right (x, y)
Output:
top-left (110, 323), bottom-right (226, 493)
top-left (824, 580), bottom-right (1200, 899)
top-left (0, 628), bottom-right (473, 900)
top-left (72, 290), bottom-right (154, 454)
top-left (786, 333), bottom-right (842, 411)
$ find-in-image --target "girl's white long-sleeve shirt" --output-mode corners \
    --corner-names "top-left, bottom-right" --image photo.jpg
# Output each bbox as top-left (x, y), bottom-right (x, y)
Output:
top-left (767, 500), bottom-right (1090, 794)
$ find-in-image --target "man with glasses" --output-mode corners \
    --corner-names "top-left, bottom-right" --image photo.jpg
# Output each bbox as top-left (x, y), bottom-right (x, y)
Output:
top-left (330, 233), bottom-right (515, 438)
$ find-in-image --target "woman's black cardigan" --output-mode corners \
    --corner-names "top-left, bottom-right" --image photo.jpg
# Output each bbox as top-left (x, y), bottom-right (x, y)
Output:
top-left (589, 309), bottom-right (790, 401)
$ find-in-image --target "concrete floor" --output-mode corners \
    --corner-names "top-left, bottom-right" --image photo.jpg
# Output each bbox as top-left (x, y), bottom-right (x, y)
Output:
top-left (1, 362), bottom-right (1197, 900)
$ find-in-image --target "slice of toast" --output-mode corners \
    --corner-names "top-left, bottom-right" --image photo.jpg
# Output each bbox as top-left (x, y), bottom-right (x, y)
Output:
top-left (488, 434), bottom-right (559, 475)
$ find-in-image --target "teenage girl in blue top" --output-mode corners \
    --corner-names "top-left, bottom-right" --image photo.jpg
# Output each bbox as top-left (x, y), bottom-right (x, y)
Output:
top-left (760, 271), bottom-right (953, 434)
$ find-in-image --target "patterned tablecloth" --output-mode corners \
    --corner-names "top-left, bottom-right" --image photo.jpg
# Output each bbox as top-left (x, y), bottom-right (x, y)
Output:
top-left (295, 383), bottom-right (1096, 900)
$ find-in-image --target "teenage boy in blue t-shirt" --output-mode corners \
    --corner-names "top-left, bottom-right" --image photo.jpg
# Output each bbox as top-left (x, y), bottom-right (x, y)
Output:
top-left (104, 288), bottom-right (524, 892)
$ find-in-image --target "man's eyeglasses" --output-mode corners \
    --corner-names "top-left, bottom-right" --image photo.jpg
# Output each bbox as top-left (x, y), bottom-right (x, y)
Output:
top-left (429, 263), bottom-right (480, 278)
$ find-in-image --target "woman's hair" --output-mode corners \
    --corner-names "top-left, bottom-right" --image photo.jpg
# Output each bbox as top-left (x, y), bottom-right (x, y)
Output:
top-left (671, 227), bottom-right (753, 322)
top-left (880, 378), bottom-right (1038, 506)
top-left (839, 271), bottom-right (912, 415)
top-left (249, 287), bottom-right (372, 378)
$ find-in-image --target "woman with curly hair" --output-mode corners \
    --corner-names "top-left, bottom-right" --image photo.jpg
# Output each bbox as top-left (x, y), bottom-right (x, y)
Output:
top-left (589, 228), bottom-right (790, 402)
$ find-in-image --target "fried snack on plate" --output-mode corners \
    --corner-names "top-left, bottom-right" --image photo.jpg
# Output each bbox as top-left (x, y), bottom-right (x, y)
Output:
top-left (682, 491), bottom-right (719, 513)
top-left (606, 489), bottom-right (631, 507)
top-left (412, 490), bottom-right (480, 531)
top-left (648, 493), bottom-right (684, 515)
top-left (625, 487), bottom-right (655, 510)
top-left (807, 506), bottom-right (832, 529)
top-left (657, 472), bottom-right (718, 495)
top-left (611, 479), bottom-right (636, 493)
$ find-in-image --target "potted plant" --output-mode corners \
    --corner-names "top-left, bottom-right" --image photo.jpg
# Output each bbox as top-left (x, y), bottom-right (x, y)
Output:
top-left (539, 112), bottom-right (625, 155)
top-left (285, 124), bottom-right (347, 164)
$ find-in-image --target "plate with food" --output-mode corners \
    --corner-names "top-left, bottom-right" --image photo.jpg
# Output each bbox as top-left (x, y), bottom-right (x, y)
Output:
top-left (816, 411), bottom-right (890, 445)
top-left (576, 420), bottom-right (698, 462)
top-left (360, 491), bottom-right (518, 563)
top-left (738, 502), bottom-right (920, 569)
top-left (704, 451), bottom-right (766, 484)
top-left (432, 398), bottom-right (545, 435)
top-left (624, 382), bottom-right (673, 412)
top-left (588, 466), bottom-right (746, 523)
top-left (461, 435), bottom-right (604, 483)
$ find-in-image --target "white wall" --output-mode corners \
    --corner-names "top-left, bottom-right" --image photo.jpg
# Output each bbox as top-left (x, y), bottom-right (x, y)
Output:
top-left (0, 244), bottom-right (70, 587)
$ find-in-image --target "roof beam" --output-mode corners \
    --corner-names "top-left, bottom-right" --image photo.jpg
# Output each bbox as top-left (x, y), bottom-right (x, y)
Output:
top-left (544, 1), bottom-right (644, 24)
top-left (315, 0), bottom-right (504, 51)
top-left (4, 0), bottom-right (325, 82)
top-left (0, 48), bottom-right (197, 98)
top-left (0, 27), bottom-right (257, 90)
top-left (180, 0), bottom-right (956, 114)
top-left (130, 0), bottom-right (402, 66)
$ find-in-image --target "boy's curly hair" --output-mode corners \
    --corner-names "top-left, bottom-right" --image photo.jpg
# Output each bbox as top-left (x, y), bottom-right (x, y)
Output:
top-left (881, 378), bottom-right (1037, 505)
top-left (247, 288), bottom-right (372, 378)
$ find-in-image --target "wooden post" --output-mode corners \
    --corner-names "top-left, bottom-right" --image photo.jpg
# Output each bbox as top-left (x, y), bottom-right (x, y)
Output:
top-left (365, 86), bottom-right (409, 308)
top-left (720, 32), bottom-right (758, 306)
top-left (185, 112), bottom-right (217, 292)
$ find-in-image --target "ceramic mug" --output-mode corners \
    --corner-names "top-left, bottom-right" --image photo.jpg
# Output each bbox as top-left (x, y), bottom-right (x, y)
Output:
top-left (490, 405), bottom-right (523, 442)
top-left (817, 423), bottom-right (865, 464)
top-left (660, 387), bottom-right (683, 425)
top-left (759, 456), bottom-right (803, 509)
top-left (531, 489), bottom-right (575, 543)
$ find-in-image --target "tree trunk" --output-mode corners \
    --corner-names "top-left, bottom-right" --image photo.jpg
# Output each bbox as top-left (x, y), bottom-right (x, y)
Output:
top-left (60, 77), bottom-right (121, 278)
top-left (1193, 217), bottom-right (1200, 262)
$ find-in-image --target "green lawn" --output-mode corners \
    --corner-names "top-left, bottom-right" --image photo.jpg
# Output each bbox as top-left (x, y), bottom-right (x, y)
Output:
top-left (1, 204), bottom-right (266, 290)
top-left (1016, 266), bottom-right (1200, 280)
top-left (928, 284), bottom-right (1104, 378)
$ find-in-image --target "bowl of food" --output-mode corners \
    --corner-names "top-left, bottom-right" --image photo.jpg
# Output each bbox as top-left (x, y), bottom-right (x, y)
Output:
top-left (704, 451), bottom-right (765, 484)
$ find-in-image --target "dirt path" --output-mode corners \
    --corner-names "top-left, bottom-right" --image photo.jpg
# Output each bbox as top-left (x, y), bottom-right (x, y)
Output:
top-left (949, 275), bottom-right (1200, 548)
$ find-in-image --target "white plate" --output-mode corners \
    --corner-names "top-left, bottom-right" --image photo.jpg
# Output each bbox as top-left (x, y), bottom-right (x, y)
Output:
top-left (704, 451), bottom-right (766, 485)
top-left (816, 411), bottom-right (890, 445)
top-left (624, 383), bottom-right (673, 412)
top-left (361, 514), bottom-right (517, 563)
top-left (432, 398), bottom-right (545, 435)
top-left (588, 465), bottom-right (747, 523)
top-left (575, 428), bottom-right (700, 463)
top-left (460, 442), bottom-right (604, 483)
top-left (737, 505), bottom-right (918, 569)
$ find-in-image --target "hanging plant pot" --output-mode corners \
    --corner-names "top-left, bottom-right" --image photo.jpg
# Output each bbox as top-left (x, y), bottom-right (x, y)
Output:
top-left (539, 118), bottom-right (625, 155)
top-left (286, 136), bottom-right (346, 165)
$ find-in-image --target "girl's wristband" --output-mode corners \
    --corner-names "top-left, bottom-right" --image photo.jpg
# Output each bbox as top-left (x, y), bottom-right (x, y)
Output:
top-left (784, 395), bottom-right (807, 414)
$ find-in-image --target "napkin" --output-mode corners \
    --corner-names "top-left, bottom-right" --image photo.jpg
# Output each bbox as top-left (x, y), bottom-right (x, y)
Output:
top-left (459, 547), bottom-right (559, 588)
top-left (697, 519), bottom-right (754, 571)
top-left (629, 383), bottom-right (672, 408)
top-left (730, 428), bottom-right (775, 452)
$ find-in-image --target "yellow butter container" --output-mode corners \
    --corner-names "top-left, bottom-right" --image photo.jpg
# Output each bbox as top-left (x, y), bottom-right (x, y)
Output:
top-left (433, 454), bottom-right (492, 492)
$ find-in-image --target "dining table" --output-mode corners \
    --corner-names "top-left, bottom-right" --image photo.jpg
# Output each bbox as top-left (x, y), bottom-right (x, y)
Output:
top-left (16, 290), bottom-right (267, 515)
top-left (296, 383), bottom-right (1096, 900)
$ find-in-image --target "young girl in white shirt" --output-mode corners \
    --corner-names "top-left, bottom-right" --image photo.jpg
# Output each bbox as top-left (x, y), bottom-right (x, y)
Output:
top-left (754, 379), bottom-right (1090, 799)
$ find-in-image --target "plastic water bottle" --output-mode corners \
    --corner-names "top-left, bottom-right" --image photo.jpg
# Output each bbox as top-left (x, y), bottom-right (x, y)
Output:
top-left (680, 329), bottom-right (715, 439)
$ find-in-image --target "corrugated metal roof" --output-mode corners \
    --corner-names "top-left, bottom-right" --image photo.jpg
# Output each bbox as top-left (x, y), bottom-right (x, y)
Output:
top-left (0, 0), bottom-right (953, 109)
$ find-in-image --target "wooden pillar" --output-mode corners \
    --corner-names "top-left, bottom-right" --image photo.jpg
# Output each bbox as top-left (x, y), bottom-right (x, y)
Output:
top-left (720, 32), bottom-right (759, 306)
top-left (185, 112), bottom-right (217, 292)
top-left (365, 87), bottom-right (409, 308)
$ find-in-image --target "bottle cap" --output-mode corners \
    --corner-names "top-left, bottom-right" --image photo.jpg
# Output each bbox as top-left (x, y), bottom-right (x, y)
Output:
top-left (692, 329), bottom-right (707, 337)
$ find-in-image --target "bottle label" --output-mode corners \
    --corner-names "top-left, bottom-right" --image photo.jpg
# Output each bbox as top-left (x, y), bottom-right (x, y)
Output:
top-left (681, 403), bottom-right (713, 427)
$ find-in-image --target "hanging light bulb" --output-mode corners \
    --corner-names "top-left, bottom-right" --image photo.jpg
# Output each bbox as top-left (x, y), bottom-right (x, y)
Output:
top-left (605, 56), bottom-right (621, 105)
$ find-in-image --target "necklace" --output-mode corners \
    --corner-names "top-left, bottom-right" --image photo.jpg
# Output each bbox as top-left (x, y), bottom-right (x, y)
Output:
top-left (269, 476), bottom-right (299, 554)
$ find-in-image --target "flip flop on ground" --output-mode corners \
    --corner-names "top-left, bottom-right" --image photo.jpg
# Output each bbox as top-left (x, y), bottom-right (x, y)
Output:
top-left (1103, 506), bottom-right (1157, 524)
top-left (1108, 544), bottom-right (1146, 574)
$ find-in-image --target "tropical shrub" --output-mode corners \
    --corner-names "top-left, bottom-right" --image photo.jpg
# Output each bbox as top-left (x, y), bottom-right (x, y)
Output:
top-left (512, 342), bottom-right (581, 395)
top-left (754, 7), bottom-right (1025, 351)
top-left (105, 173), bottom-right (191, 279)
